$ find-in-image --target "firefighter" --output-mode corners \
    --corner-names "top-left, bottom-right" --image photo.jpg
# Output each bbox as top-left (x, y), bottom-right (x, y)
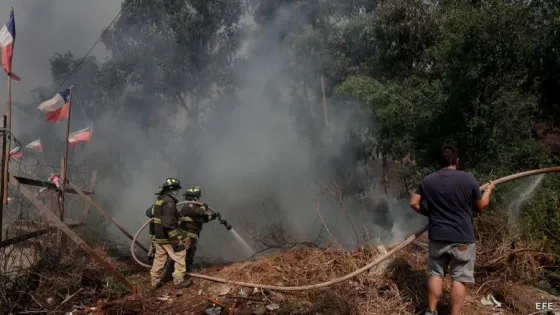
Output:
top-left (178, 186), bottom-right (218, 273)
top-left (145, 178), bottom-right (191, 289)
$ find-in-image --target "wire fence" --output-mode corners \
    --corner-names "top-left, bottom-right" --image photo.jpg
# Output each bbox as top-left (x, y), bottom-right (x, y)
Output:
top-left (0, 144), bottom-right (140, 312)
top-left (1, 147), bottom-right (93, 277)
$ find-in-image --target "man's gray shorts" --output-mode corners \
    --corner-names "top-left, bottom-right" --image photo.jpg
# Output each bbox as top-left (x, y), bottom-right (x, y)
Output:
top-left (428, 240), bottom-right (475, 283)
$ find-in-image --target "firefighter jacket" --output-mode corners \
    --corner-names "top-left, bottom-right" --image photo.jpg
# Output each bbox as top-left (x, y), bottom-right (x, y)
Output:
top-left (146, 192), bottom-right (183, 243)
top-left (145, 206), bottom-right (155, 239)
top-left (178, 202), bottom-right (215, 239)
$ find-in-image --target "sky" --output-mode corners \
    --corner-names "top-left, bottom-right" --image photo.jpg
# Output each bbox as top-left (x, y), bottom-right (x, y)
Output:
top-left (0, 0), bottom-right (120, 104)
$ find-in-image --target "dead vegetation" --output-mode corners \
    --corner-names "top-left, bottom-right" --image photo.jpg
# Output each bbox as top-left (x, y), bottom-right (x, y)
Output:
top-left (0, 241), bottom-right (138, 314)
top-left (2, 209), bottom-right (557, 315)
top-left (1, 159), bottom-right (558, 314)
top-left (88, 210), bottom-right (559, 315)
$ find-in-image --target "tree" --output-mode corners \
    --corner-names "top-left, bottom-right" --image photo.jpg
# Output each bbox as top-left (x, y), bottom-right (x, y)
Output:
top-left (101, 0), bottom-right (245, 127)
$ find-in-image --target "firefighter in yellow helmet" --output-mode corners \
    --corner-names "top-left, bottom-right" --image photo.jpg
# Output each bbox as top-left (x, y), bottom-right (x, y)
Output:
top-left (178, 186), bottom-right (219, 273)
top-left (145, 178), bottom-right (191, 289)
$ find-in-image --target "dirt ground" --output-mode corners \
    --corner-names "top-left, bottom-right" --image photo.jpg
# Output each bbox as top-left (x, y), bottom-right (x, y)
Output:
top-left (88, 240), bottom-right (560, 315)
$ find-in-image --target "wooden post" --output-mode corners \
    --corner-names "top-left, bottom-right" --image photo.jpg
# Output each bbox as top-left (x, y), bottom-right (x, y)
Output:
top-left (68, 181), bottom-right (149, 253)
top-left (9, 175), bottom-right (137, 293)
top-left (58, 157), bottom-right (66, 251)
top-left (321, 75), bottom-right (328, 128)
top-left (82, 170), bottom-right (97, 223)
top-left (61, 88), bottom-right (73, 201)
top-left (0, 222), bottom-right (85, 248)
top-left (3, 77), bottom-right (12, 205)
top-left (0, 115), bottom-right (6, 242)
top-left (60, 87), bottom-right (72, 248)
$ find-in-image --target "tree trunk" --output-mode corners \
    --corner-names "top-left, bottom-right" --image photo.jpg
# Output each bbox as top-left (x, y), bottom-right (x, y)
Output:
top-left (320, 76), bottom-right (328, 129)
top-left (382, 154), bottom-right (389, 196)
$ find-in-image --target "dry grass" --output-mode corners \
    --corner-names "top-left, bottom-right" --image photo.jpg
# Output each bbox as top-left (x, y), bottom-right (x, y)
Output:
top-left (3, 208), bottom-right (556, 315)
top-left (0, 243), bottom-right (136, 314)
top-left (474, 214), bottom-right (557, 287)
top-left (178, 211), bottom-right (556, 315)
top-left (208, 245), bottom-right (415, 314)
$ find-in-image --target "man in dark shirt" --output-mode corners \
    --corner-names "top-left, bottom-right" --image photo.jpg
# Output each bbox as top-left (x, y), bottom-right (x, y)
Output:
top-left (409, 145), bottom-right (495, 315)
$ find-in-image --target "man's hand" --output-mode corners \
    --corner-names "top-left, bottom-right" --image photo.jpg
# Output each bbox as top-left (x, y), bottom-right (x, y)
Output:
top-left (409, 193), bottom-right (428, 216)
top-left (485, 181), bottom-right (496, 192)
top-left (475, 181), bottom-right (496, 213)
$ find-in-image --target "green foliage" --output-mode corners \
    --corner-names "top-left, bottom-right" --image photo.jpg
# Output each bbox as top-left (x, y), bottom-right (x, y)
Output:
top-left (522, 176), bottom-right (560, 249)
top-left (334, 0), bottom-right (560, 253)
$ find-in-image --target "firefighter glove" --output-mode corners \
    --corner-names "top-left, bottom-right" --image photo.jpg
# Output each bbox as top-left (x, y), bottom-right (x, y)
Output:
top-left (205, 213), bottom-right (218, 222)
top-left (173, 244), bottom-right (186, 252)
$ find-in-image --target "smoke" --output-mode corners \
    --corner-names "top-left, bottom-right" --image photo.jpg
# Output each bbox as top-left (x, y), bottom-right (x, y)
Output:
top-left (0, 0), bottom-right (119, 104)
top-left (6, 1), bottom-right (427, 262)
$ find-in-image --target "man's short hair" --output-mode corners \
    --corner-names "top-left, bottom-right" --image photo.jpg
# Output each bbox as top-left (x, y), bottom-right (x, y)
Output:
top-left (438, 145), bottom-right (458, 167)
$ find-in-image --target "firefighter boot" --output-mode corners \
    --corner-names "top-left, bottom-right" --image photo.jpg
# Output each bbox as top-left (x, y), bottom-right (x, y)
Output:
top-left (174, 278), bottom-right (193, 289)
top-left (151, 279), bottom-right (163, 290)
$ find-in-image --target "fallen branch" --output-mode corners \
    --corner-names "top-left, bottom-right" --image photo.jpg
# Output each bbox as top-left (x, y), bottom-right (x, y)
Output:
top-left (224, 295), bottom-right (263, 302)
top-left (206, 298), bottom-right (226, 308)
top-left (60, 288), bottom-right (83, 306)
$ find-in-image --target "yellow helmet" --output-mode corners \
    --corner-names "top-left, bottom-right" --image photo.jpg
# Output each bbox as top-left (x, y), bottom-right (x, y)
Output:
top-left (184, 186), bottom-right (202, 199)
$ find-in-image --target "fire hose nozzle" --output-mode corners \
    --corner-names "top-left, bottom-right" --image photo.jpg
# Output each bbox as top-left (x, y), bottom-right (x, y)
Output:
top-left (216, 213), bottom-right (233, 230)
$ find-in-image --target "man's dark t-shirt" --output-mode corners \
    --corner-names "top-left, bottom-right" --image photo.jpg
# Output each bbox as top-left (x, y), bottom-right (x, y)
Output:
top-left (416, 169), bottom-right (481, 244)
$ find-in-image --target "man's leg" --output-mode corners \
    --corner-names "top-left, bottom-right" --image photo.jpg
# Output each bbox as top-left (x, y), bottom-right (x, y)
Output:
top-left (161, 244), bottom-right (190, 287)
top-left (183, 236), bottom-right (194, 273)
top-left (427, 241), bottom-right (450, 314)
top-left (161, 258), bottom-right (174, 283)
top-left (449, 243), bottom-right (476, 315)
top-left (449, 281), bottom-right (467, 315)
top-left (148, 240), bottom-right (155, 263)
top-left (186, 238), bottom-right (197, 272)
top-left (428, 276), bottom-right (444, 312)
top-left (149, 244), bottom-right (168, 288)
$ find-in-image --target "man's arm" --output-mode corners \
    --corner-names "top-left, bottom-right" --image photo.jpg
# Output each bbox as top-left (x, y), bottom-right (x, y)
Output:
top-left (160, 199), bottom-right (179, 230)
top-left (410, 182), bottom-right (429, 216)
top-left (474, 180), bottom-right (496, 213)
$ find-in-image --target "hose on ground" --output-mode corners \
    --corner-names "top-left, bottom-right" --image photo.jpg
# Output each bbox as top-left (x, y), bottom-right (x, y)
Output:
top-left (131, 166), bottom-right (560, 291)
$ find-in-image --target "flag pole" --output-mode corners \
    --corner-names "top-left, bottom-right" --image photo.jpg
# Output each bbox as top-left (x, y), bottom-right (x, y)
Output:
top-left (2, 8), bottom-right (14, 206)
top-left (60, 86), bottom-right (73, 225)
top-left (0, 115), bottom-right (6, 241)
top-left (3, 75), bottom-right (11, 205)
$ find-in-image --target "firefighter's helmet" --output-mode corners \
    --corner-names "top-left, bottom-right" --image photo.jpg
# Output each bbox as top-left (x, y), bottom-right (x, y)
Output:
top-left (184, 186), bottom-right (202, 200)
top-left (161, 178), bottom-right (182, 191)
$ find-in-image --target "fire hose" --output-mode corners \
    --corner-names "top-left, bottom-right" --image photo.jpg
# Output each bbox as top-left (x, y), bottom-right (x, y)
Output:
top-left (131, 166), bottom-right (560, 291)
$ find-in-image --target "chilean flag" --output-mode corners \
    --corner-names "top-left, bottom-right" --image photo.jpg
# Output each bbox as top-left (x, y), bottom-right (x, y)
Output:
top-left (25, 139), bottom-right (43, 152)
top-left (0, 9), bottom-right (20, 81)
top-left (68, 126), bottom-right (92, 148)
top-left (9, 146), bottom-right (23, 158)
top-left (38, 88), bottom-right (71, 122)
